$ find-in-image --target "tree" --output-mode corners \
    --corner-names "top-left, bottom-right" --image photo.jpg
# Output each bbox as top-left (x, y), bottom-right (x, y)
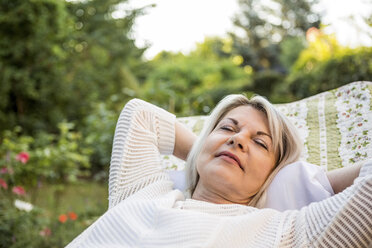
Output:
top-left (63, 0), bottom-right (149, 171)
top-left (285, 30), bottom-right (372, 99)
top-left (142, 38), bottom-right (252, 116)
top-left (0, 0), bottom-right (71, 132)
top-left (0, 0), bottom-right (147, 134)
top-left (231, 0), bottom-right (320, 72)
top-left (64, 0), bottom-right (148, 115)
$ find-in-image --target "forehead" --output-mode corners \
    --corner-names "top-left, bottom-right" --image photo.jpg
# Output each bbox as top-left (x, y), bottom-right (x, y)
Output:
top-left (221, 105), bottom-right (269, 130)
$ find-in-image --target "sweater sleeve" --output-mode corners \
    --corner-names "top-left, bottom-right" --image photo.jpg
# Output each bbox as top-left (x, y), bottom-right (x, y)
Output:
top-left (278, 160), bottom-right (372, 247)
top-left (108, 98), bottom-right (176, 208)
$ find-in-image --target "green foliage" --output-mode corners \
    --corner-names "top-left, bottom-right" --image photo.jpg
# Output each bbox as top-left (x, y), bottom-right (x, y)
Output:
top-left (0, 0), bottom-right (146, 134)
top-left (291, 31), bottom-right (343, 72)
top-left (0, 182), bottom-right (106, 248)
top-left (64, 0), bottom-right (147, 114)
top-left (0, 131), bottom-right (104, 248)
top-left (0, 197), bottom-right (47, 248)
top-left (231, 0), bottom-right (320, 72)
top-left (82, 103), bottom-right (118, 175)
top-left (0, 0), bottom-right (71, 132)
top-left (191, 36), bottom-right (233, 59)
top-left (35, 123), bottom-right (92, 184)
top-left (279, 37), bottom-right (306, 71)
top-left (0, 0), bottom-right (147, 171)
top-left (0, 125), bottom-right (91, 191)
top-left (143, 42), bottom-right (251, 116)
top-left (248, 70), bottom-right (285, 101)
top-left (286, 32), bottom-right (372, 99)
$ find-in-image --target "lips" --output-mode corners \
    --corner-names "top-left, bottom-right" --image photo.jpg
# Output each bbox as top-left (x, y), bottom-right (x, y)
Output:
top-left (216, 151), bottom-right (243, 171)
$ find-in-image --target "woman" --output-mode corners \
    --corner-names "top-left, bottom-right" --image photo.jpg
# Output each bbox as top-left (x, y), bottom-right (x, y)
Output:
top-left (184, 94), bottom-right (303, 207)
top-left (67, 95), bottom-right (371, 247)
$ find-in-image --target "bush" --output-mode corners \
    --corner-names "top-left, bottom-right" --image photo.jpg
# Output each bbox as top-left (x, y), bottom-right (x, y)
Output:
top-left (0, 127), bottom-right (104, 247)
top-left (0, 190), bottom-right (103, 248)
top-left (287, 47), bottom-right (372, 99)
top-left (279, 37), bottom-right (306, 72)
top-left (0, 196), bottom-right (46, 248)
top-left (143, 51), bottom-right (251, 116)
top-left (0, 124), bottom-right (92, 208)
top-left (284, 29), bottom-right (372, 99)
top-left (0, 0), bottom-right (72, 133)
top-left (244, 70), bottom-right (285, 102)
top-left (82, 102), bottom-right (118, 176)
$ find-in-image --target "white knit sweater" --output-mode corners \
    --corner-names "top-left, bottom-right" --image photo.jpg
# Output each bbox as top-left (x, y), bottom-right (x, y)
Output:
top-left (67, 99), bottom-right (372, 248)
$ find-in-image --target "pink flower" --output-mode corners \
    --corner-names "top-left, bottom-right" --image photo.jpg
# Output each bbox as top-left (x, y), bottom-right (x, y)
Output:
top-left (0, 178), bottom-right (7, 189)
top-left (39, 227), bottom-right (52, 237)
top-left (12, 186), bottom-right (26, 195)
top-left (15, 152), bottom-right (30, 164)
top-left (0, 167), bottom-right (13, 174)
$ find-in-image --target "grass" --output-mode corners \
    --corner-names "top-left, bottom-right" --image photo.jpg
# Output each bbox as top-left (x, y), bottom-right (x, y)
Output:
top-left (33, 180), bottom-right (108, 217)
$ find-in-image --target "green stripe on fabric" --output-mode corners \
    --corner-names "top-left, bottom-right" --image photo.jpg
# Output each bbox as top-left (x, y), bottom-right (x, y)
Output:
top-left (306, 98), bottom-right (320, 166)
top-left (368, 83), bottom-right (372, 111)
top-left (325, 91), bottom-right (343, 170)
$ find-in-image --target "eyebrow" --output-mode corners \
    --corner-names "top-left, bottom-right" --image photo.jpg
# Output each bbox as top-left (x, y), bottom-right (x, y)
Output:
top-left (257, 131), bottom-right (272, 141)
top-left (226, 118), bottom-right (238, 125)
top-left (225, 118), bottom-right (272, 141)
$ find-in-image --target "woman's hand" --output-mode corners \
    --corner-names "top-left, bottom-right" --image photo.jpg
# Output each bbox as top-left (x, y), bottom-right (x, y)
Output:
top-left (173, 122), bottom-right (197, 161)
top-left (326, 161), bottom-right (363, 194)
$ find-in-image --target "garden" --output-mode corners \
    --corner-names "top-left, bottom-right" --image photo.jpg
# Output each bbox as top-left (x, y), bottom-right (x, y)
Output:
top-left (1, 0), bottom-right (371, 247)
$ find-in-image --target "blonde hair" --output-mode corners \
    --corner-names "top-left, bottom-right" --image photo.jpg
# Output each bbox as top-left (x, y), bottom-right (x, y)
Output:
top-left (185, 94), bottom-right (303, 207)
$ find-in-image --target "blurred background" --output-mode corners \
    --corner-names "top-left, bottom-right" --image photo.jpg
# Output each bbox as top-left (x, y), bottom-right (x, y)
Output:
top-left (0, 0), bottom-right (371, 247)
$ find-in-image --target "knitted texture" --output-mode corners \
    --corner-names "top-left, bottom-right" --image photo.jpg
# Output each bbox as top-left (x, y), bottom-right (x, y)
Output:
top-left (67, 99), bottom-right (372, 248)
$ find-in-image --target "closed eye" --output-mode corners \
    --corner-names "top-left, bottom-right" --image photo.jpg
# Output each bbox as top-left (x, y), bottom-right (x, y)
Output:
top-left (221, 125), bottom-right (234, 132)
top-left (255, 140), bottom-right (268, 150)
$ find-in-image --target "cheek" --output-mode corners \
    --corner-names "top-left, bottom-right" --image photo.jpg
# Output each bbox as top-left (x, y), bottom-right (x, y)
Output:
top-left (199, 134), bottom-right (220, 156)
top-left (259, 157), bottom-right (276, 178)
top-left (196, 135), bottom-right (222, 172)
top-left (250, 151), bottom-right (276, 178)
top-left (196, 143), bottom-right (212, 173)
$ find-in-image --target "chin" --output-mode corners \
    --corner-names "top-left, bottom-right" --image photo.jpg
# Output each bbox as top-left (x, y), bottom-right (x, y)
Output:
top-left (207, 165), bottom-right (238, 183)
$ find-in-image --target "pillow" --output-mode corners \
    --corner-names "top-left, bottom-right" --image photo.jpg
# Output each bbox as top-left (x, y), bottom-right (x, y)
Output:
top-left (161, 81), bottom-right (372, 172)
top-left (261, 161), bottom-right (334, 210)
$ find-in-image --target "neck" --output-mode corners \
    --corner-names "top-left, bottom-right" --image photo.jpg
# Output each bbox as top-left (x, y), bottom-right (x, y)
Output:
top-left (191, 181), bottom-right (251, 205)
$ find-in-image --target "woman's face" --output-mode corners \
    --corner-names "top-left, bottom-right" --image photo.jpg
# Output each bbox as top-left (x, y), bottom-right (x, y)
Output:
top-left (195, 105), bottom-right (276, 204)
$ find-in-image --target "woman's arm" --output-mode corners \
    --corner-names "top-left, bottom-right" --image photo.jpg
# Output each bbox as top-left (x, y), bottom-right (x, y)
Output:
top-left (173, 122), bottom-right (197, 161)
top-left (277, 161), bottom-right (372, 247)
top-left (326, 161), bottom-right (362, 194)
top-left (109, 99), bottom-right (176, 208)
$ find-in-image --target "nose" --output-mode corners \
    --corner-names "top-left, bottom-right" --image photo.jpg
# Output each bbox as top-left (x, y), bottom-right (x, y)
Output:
top-left (228, 134), bottom-right (245, 151)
